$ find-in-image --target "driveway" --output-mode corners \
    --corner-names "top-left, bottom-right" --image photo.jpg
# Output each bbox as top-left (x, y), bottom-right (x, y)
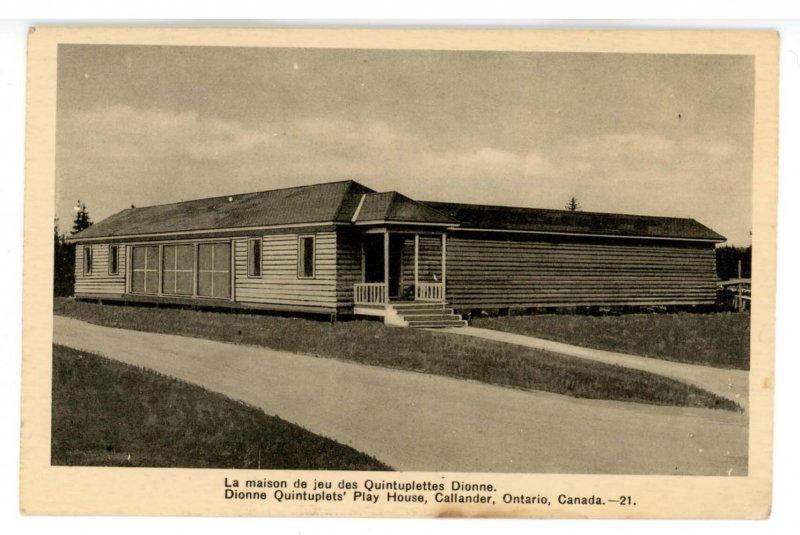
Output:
top-left (441, 326), bottom-right (749, 410)
top-left (53, 316), bottom-right (747, 475)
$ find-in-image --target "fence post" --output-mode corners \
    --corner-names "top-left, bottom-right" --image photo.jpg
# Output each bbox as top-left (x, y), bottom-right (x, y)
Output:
top-left (737, 260), bottom-right (744, 311)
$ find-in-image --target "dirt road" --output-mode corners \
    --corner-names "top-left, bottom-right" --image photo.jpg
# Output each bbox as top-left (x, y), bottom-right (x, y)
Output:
top-left (53, 316), bottom-right (747, 475)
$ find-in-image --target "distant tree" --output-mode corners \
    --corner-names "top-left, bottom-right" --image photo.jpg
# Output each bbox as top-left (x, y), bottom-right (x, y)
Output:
top-left (71, 200), bottom-right (93, 235)
top-left (715, 245), bottom-right (751, 280)
top-left (565, 197), bottom-right (581, 212)
top-left (53, 220), bottom-right (75, 297)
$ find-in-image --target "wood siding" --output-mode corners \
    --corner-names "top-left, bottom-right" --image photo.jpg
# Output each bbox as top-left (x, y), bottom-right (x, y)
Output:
top-left (401, 235), bottom-right (443, 286)
top-left (445, 234), bottom-right (718, 309)
top-left (74, 243), bottom-right (126, 295)
top-left (233, 231), bottom-right (338, 310)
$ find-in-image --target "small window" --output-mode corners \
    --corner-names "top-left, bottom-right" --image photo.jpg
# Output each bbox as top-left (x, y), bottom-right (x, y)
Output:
top-left (83, 246), bottom-right (93, 275)
top-left (248, 238), bottom-right (262, 277)
top-left (108, 245), bottom-right (119, 275)
top-left (297, 235), bottom-right (315, 279)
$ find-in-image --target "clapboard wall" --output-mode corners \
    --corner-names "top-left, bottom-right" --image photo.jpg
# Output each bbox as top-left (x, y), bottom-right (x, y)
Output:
top-left (233, 231), bottom-right (338, 311)
top-left (400, 235), bottom-right (443, 284)
top-left (74, 243), bottom-right (126, 295)
top-left (445, 233), bottom-right (718, 309)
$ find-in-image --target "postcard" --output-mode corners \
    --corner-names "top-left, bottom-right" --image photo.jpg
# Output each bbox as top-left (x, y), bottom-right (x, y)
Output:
top-left (20, 26), bottom-right (777, 518)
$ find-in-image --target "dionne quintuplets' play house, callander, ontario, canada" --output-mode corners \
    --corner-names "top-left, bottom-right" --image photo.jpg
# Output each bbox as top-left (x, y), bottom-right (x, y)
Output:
top-left (67, 179), bottom-right (725, 328)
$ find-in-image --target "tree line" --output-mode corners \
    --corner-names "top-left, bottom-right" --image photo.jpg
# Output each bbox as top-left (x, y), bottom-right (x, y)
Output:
top-left (54, 202), bottom-right (92, 297)
top-left (716, 244), bottom-right (751, 281)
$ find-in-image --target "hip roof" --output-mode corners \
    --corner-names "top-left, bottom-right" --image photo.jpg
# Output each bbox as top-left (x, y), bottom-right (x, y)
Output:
top-left (69, 179), bottom-right (725, 243)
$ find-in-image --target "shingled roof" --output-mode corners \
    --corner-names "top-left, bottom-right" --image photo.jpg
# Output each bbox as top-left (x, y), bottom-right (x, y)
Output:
top-left (423, 201), bottom-right (726, 242)
top-left (353, 192), bottom-right (457, 225)
top-left (69, 179), bottom-right (725, 243)
top-left (71, 180), bottom-right (374, 240)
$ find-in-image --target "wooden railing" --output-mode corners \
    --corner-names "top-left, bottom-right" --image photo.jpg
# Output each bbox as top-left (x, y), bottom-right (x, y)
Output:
top-left (354, 283), bottom-right (387, 304)
top-left (718, 278), bottom-right (751, 311)
top-left (415, 282), bottom-right (444, 302)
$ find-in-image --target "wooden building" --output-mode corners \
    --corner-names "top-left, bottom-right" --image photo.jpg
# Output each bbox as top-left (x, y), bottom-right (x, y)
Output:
top-left (68, 180), bottom-right (725, 327)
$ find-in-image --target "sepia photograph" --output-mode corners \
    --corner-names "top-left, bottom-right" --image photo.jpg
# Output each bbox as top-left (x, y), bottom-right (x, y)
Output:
top-left (20, 27), bottom-right (778, 518)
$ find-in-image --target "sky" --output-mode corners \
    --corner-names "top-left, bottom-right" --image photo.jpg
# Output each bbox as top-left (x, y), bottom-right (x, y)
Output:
top-left (55, 45), bottom-right (754, 245)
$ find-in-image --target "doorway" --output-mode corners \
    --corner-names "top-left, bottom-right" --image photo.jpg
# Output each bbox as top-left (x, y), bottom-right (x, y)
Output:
top-left (362, 233), bottom-right (405, 300)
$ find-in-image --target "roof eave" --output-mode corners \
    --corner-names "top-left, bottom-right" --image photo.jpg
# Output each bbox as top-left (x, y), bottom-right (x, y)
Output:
top-left (352, 219), bottom-right (457, 228)
top-left (64, 220), bottom-right (346, 243)
top-left (451, 226), bottom-right (725, 243)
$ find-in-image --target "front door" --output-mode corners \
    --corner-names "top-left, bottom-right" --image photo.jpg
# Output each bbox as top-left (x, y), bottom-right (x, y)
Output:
top-left (361, 233), bottom-right (405, 299)
top-left (363, 235), bottom-right (384, 284)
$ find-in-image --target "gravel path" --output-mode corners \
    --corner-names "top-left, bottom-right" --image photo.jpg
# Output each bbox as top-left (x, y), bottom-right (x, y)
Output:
top-left (53, 316), bottom-right (748, 475)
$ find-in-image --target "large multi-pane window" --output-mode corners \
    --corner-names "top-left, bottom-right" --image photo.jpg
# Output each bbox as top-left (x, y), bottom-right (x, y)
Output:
top-left (162, 244), bottom-right (194, 296)
top-left (298, 235), bottom-right (315, 279)
top-left (131, 246), bottom-right (160, 294)
top-left (129, 242), bottom-right (232, 298)
top-left (197, 242), bottom-right (231, 298)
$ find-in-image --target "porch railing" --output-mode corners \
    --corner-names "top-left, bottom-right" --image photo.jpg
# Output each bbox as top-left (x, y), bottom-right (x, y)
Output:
top-left (354, 283), bottom-right (387, 305)
top-left (415, 282), bottom-right (445, 302)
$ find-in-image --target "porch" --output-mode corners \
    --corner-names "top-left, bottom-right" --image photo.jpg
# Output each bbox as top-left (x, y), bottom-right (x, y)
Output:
top-left (352, 230), bottom-right (447, 306)
top-left (351, 230), bottom-right (464, 327)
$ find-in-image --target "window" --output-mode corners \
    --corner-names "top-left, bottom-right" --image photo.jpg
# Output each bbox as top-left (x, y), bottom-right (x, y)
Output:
top-left (108, 245), bottom-right (119, 275)
top-left (247, 238), bottom-right (262, 277)
top-left (162, 244), bottom-right (194, 296)
top-left (197, 242), bottom-right (231, 299)
top-left (131, 246), bottom-right (160, 294)
top-left (83, 246), bottom-right (93, 275)
top-left (298, 235), bottom-right (315, 279)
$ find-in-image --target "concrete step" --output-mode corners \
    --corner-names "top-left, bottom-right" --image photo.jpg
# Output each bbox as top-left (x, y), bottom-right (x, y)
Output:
top-left (395, 308), bottom-right (454, 316)
top-left (401, 314), bottom-right (462, 322)
top-left (407, 319), bottom-right (468, 328)
top-left (390, 302), bottom-right (446, 311)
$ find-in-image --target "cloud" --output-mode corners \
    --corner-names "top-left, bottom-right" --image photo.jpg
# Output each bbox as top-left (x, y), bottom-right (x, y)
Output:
top-left (58, 105), bottom-right (284, 162)
top-left (55, 107), bottom-right (752, 245)
top-left (295, 117), bottom-right (411, 150)
top-left (420, 147), bottom-right (550, 181)
top-left (572, 132), bottom-right (677, 161)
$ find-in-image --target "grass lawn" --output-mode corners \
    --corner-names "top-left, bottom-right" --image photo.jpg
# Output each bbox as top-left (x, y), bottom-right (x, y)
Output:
top-left (472, 312), bottom-right (750, 370)
top-left (51, 344), bottom-right (390, 470)
top-left (54, 298), bottom-right (740, 411)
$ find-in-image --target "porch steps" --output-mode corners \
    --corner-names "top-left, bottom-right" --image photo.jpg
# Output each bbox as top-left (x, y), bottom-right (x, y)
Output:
top-left (389, 302), bottom-right (467, 328)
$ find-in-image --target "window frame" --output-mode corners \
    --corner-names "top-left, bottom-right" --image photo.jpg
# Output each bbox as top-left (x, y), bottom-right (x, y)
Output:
top-left (160, 244), bottom-right (195, 297)
top-left (247, 238), bottom-right (263, 278)
top-left (196, 241), bottom-right (232, 299)
top-left (129, 245), bottom-right (160, 295)
top-left (83, 245), bottom-right (93, 275)
top-left (297, 234), bottom-right (316, 279)
top-left (108, 245), bottom-right (119, 275)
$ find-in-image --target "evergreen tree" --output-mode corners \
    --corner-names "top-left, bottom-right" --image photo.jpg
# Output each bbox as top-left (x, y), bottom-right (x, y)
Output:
top-left (53, 220), bottom-right (75, 297)
top-left (71, 201), bottom-right (93, 234)
top-left (565, 197), bottom-right (581, 212)
top-left (715, 245), bottom-right (752, 280)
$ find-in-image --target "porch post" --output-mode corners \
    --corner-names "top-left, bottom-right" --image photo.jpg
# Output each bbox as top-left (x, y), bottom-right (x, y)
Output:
top-left (441, 232), bottom-right (447, 292)
top-left (360, 241), bottom-right (365, 283)
top-left (383, 230), bottom-right (390, 303)
top-left (414, 234), bottom-right (419, 300)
